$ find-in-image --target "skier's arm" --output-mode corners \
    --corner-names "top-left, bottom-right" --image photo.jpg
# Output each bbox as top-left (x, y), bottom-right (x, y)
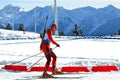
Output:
top-left (47, 30), bottom-right (58, 45)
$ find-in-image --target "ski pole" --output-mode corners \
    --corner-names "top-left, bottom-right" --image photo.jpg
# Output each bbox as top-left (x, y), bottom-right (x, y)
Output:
top-left (27, 46), bottom-right (57, 71)
top-left (10, 52), bottom-right (42, 65)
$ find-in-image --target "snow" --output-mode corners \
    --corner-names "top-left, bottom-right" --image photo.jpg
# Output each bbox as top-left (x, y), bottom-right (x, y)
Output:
top-left (0, 29), bottom-right (120, 80)
top-left (0, 71), bottom-right (120, 80)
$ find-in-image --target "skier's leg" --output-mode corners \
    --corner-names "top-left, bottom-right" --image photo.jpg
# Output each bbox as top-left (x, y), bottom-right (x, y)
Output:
top-left (41, 43), bottom-right (52, 77)
top-left (42, 53), bottom-right (51, 77)
top-left (51, 51), bottom-right (63, 74)
top-left (50, 51), bottom-right (57, 74)
top-left (51, 51), bottom-right (57, 67)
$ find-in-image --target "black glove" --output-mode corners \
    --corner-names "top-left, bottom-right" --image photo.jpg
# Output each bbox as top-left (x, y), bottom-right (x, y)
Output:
top-left (56, 44), bottom-right (60, 47)
top-left (49, 48), bottom-right (52, 51)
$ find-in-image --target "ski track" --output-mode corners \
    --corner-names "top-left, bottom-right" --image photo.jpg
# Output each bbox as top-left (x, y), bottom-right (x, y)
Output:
top-left (0, 71), bottom-right (120, 80)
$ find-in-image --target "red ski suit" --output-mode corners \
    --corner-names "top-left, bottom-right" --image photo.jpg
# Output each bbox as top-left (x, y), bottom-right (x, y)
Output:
top-left (40, 29), bottom-right (58, 70)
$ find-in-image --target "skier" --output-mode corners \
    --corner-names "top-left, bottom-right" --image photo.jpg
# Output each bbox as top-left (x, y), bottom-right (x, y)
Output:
top-left (40, 24), bottom-right (61, 77)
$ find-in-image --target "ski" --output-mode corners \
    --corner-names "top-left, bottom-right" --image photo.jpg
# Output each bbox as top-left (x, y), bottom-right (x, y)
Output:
top-left (26, 75), bottom-right (86, 79)
top-left (52, 72), bottom-right (91, 75)
top-left (25, 72), bottom-right (89, 79)
top-left (29, 75), bottom-right (54, 78)
top-left (52, 76), bottom-right (86, 79)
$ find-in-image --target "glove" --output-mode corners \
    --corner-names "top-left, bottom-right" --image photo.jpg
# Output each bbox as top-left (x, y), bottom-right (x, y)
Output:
top-left (49, 48), bottom-right (52, 51)
top-left (56, 44), bottom-right (60, 47)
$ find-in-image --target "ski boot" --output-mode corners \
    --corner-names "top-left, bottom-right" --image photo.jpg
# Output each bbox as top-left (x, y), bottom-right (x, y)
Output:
top-left (52, 66), bottom-right (63, 75)
top-left (42, 73), bottom-right (53, 78)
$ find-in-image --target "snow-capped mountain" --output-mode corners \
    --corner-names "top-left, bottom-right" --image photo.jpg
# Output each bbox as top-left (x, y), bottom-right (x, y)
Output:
top-left (0, 4), bottom-right (25, 29)
top-left (0, 4), bottom-right (120, 36)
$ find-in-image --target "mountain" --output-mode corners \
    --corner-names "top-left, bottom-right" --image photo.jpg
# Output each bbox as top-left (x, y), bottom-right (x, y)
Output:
top-left (0, 4), bottom-right (25, 29)
top-left (93, 18), bottom-right (120, 36)
top-left (80, 5), bottom-right (120, 36)
top-left (0, 4), bottom-right (120, 36)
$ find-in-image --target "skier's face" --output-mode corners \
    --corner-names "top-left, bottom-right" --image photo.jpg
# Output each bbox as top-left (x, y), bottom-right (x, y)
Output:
top-left (52, 28), bottom-right (57, 32)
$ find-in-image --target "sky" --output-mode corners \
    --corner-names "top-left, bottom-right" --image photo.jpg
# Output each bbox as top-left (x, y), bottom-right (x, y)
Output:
top-left (0, 0), bottom-right (120, 11)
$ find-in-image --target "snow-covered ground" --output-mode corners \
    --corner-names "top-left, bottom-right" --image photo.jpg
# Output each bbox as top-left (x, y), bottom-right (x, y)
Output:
top-left (0, 29), bottom-right (120, 80)
top-left (0, 71), bottom-right (120, 80)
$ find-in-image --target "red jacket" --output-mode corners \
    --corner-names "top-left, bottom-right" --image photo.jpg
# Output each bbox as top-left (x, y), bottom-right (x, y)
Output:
top-left (43, 29), bottom-right (57, 45)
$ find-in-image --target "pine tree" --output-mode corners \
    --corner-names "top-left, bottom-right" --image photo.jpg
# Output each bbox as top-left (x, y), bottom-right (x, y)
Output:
top-left (18, 23), bottom-right (25, 31)
top-left (59, 31), bottom-right (65, 36)
top-left (117, 28), bottom-right (120, 35)
top-left (73, 24), bottom-right (83, 36)
top-left (73, 24), bottom-right (78, 36)
top-left (79, 29), bottom-right (83, 36)
top-left (6, 23), bottom-right (12, 30)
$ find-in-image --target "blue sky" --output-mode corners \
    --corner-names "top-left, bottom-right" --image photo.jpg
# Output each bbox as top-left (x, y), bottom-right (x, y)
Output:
top-left (0, 0), bottom-right (120, 11)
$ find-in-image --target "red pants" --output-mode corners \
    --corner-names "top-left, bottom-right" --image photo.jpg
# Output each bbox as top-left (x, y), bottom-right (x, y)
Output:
top-left (40, 42), bottom-right (57, 69)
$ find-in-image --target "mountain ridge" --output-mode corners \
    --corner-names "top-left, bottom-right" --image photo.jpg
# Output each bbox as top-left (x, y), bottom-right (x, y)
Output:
top-left (0, 4), bottom-right (120, 36)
